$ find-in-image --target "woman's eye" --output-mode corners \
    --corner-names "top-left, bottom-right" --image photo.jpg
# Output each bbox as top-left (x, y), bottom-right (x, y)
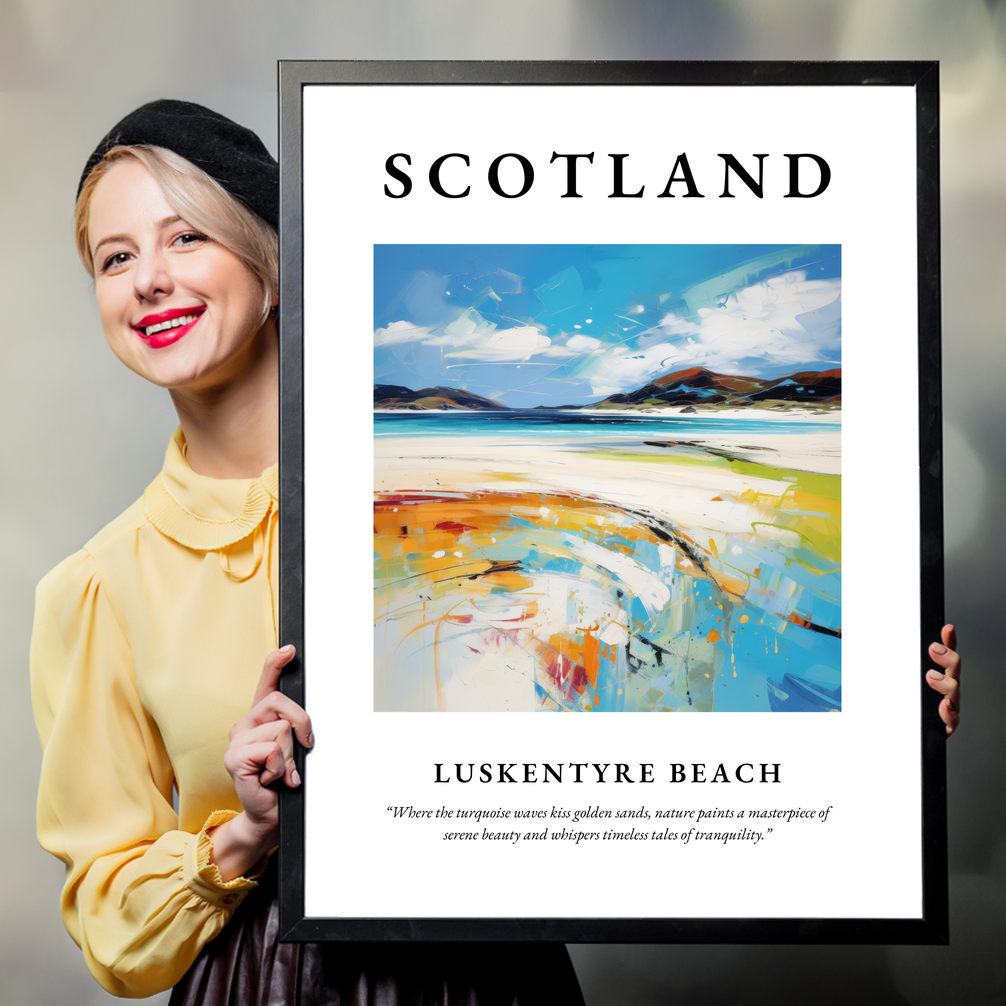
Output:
top-left (101, 251), bottom-right (132, 273)
top-left (173, 231), bottom-right (208, 248)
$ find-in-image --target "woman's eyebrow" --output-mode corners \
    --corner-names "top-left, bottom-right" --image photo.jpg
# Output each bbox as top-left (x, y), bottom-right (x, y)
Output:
top-left (92, 216), bottom-right (185, 257)
top-left (92, 232), bottom-right (133, 256)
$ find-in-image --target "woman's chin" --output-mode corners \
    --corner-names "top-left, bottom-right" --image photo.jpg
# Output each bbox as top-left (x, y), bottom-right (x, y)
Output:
top-left (122, 353), bottom-right (220, 392)
top-left (109, 322), bottom-right (273, 395)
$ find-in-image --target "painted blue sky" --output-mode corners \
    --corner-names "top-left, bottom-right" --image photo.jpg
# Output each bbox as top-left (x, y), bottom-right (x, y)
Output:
top-left (374, 244), bottom-right (841, 408)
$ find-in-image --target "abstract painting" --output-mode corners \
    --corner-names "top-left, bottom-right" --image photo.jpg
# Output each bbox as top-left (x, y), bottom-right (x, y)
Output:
top-left (374, 245), bottom-right (841, 713)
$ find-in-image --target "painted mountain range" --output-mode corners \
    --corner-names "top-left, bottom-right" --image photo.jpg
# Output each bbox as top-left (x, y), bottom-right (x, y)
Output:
top-left (594, 367), bottom-right (841, 408)
top-left (374, 368), bottom-right (841, 411)
top-left (374, 384), bottom-right (506, 410)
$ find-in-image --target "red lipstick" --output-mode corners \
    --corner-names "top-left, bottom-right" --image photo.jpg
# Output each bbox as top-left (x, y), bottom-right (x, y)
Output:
top-left (132, 306), bottom-right (206, 349)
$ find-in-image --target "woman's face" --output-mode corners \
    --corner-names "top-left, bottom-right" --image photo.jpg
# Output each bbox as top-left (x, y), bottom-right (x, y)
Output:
top-left (87, 158), bottom-right (270, 392)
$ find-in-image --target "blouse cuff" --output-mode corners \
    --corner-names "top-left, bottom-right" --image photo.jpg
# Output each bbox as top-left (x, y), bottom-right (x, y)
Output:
top-left (183, 810), bottom-right (269, 909)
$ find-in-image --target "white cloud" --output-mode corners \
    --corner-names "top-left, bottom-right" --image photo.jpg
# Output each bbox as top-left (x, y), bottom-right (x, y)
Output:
top-left (638, 314), bottom-right (701, 345)
top-left (539, 333), bottom-right (605, 359)
top-left (376, 305), bottom-right (555, 363)
top-left (566, 334), bottom-right (602, 352)
top-left (582, 270), bottom-right (841, 393)
top-left (445, 324), bottom-right (552, 362)
top-left (685, 272), bottom-right (841, 366)
top-left (374, 320), bottom-right (436, 346)
top-left (585, 341), bottom-right (694, 395)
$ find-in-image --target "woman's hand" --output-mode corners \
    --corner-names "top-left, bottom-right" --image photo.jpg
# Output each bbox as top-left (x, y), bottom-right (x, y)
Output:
top-left (926, 624), bottom-right (961, 738)
top-left (209, 645), bottom-right (314, 881)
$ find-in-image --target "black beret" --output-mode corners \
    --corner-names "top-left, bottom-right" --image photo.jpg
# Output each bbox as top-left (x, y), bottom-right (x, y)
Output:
top-left (78, 99), bottom-right (278, 228)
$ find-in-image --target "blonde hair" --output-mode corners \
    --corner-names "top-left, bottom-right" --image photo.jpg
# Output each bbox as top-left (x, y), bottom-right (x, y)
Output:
top-left (75, 145), bottom-right (278, 322)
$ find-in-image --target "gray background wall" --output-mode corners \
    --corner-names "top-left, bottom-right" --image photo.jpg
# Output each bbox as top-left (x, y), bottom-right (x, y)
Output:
top-left (1, 2), bottom-right (1003, 1003)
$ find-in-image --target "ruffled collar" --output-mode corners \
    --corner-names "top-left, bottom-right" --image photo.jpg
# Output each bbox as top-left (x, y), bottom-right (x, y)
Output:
top-left (143, 428), bottom-right (278, 551)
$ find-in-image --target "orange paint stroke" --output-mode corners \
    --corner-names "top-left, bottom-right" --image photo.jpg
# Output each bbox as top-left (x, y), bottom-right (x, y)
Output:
top-left (709, 567), bottom-right (749, 598)
top-left (579, 620), bottom-right (601, 687)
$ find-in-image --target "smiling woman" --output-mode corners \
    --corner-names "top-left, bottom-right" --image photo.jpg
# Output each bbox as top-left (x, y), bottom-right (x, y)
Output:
top-left (85, 159), bottom-right (272, 396)
top-left (30, 100), bottom-right (584, 1004)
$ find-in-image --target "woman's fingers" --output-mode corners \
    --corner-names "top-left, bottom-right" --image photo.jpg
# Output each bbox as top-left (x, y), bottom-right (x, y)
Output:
top-left (254, 691), bottom-right (313, 748)
top-left (224, 738), bottom-right (287, 787)
top-left (925, 667), bottom-right (959, 704)
top-left (240, 644), bottom-right (314, 749)
top-left (218, 647), bottom-right (309, 846)
top-left (252, 644), bottom-right (297, 707)
top-left (223, 645), bottom-right (311, 813)
top-left (927, 624), bottom-right (961, 737)
top-left (929, 642), bottom-right (960, 679)
top-left (928, 635), bottom-right (961, 685)
top-left (232, 689), bottom-right (314, 750)
top-left (259, 742), bottom-right (289, 787)
top-left (230, 719), bottom-right (302, 788)
top-left (940, 698), bottom-right (960, 736)
top-left (941, 623), bottom-right (958, 654)
top-left (924, 675), bottom-right (960, 736)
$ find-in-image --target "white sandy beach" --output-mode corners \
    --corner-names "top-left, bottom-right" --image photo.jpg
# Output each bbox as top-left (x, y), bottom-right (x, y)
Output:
top-left (375, 420), bottom-right (840, 546)
top-left (374, 419), bottom-right (841, 713)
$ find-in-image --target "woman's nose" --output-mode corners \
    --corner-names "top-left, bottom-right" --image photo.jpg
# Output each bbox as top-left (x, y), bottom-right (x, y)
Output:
top-left (133, 249), bottom-right (173, 302)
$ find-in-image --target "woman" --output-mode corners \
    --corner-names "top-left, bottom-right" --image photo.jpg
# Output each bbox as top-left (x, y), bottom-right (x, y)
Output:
top-left (31, 100), bottom-right (586, 1003)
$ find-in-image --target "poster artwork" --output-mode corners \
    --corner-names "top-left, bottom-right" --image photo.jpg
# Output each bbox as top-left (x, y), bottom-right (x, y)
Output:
top-left (289, 64), bottom-right (941, 941)
top-left (373, 243), bottom-right (841, 714)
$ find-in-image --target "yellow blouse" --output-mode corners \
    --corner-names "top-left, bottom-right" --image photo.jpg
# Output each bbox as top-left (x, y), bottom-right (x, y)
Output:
top-left (31, 428), bottom-right (279, 998)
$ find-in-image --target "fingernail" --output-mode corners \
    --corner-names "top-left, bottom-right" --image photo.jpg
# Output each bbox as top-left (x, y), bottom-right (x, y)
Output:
top-left (927, 669), bottom-right (944, 680)
top-left (292, 768), bottom-right (301, 787)
top-left (306, 732), bottom-right (315, 748)
top-left (280, 644), bottom-right (295, 654)
top-left (931, 643), bottom-right (947, 655)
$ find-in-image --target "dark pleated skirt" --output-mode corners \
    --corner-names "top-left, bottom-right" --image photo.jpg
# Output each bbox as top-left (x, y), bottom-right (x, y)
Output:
top-left (169, 869), bottom-right (585, 1006)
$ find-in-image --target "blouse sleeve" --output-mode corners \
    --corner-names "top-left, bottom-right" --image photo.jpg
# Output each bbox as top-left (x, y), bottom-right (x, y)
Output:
top-left (30, 549), bottom-right (262, 998)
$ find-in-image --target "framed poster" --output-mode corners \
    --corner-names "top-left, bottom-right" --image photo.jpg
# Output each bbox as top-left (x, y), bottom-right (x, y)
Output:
top-left (277, 61), bottom-right (946, 943)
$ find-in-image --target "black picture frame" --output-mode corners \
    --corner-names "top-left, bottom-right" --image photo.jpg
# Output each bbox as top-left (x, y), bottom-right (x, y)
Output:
top-left (277, 60), bottom-right (945, 944)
